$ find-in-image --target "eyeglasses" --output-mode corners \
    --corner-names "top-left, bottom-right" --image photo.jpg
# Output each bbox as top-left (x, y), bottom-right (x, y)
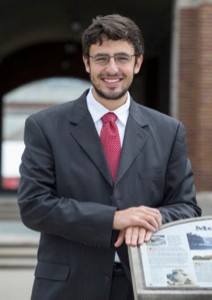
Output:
top-left (88, 53), bottom-right (136, 66)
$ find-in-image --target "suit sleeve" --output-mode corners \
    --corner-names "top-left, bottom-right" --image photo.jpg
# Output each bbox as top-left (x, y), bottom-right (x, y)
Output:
top-left (157, 122), bottom-right (201, 223)
top-left (17, 116), bottom-right (116, 249)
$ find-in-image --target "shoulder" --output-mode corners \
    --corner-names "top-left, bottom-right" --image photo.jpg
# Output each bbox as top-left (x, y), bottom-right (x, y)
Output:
top-left (130, 100), bottom-right (185, 140)
top-left (26, 90), bottom-right (88, 125)
top-left (30, 100), bottom-right (75, 120)
top-left (132, 100), bottom-right (181, 125)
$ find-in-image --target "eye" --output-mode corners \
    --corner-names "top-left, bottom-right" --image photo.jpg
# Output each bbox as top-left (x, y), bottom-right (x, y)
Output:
top-left (94, 55), bottom-right (108, 64)
top-left (116, 54), bottom-right (131, 63)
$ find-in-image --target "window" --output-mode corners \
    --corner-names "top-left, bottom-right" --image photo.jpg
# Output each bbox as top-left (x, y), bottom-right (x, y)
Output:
top-left (1, 77), bottom-right (91, 190)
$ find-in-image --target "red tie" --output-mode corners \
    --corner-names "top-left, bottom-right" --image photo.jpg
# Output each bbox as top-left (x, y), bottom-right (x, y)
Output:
top-left (100, 112), bottom-right (121, 183)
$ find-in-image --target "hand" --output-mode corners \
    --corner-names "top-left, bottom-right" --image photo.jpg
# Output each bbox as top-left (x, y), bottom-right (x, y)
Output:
top-left (114, 227), bottom-right (153, 248)
top-left (113, 206), bottom-right (162, 233)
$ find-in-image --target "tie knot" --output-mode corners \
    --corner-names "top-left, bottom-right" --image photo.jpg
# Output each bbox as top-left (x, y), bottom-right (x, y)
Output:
top-left (101, 112), bottom-right (117, 124)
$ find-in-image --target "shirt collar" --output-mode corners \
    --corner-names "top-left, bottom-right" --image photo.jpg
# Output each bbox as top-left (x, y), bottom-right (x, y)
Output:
top-left (86, 87), bottom-right (130, 125)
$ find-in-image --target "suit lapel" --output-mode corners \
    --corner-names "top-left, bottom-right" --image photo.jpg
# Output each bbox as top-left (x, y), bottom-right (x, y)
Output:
top-left (116, 100), bottom-right (149, 184)
top-left (68, 93), bottom-right (112, 185)
top-left (67, 93), bottom-right (149, 186)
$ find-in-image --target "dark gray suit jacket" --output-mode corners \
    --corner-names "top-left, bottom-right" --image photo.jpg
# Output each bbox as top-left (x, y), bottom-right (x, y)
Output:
top-left (17, 90), bottom-right (201, 300)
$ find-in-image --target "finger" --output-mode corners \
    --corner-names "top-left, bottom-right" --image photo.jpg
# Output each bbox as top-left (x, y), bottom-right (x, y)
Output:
top-left (114, 230), bottom-right (125, 248)
top-left (134, 217), bottom-right (158, 233)
top-left (138, 228), bottom-right (146, 246)
top-left (144, 207), bottom-right (162, 227)
top-left (127, 227), bottom-right (140, 247)
top-left (138, 206), bottom-right (162, 223)
top-left (144, 230), bottom-right (153, 243)
top-left (125, 227), bottom-right (134, 246)
top-left (144, 215), bottom-right (161, 231)
top-left (136, 209), bottom-right (162, 231)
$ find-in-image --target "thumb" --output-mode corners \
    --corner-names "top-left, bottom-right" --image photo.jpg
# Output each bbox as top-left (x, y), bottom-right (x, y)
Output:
top-left (114, 230), bottom-right (125, 248)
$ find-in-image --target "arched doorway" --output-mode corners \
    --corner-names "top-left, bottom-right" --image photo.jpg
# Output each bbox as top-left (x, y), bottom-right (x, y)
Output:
top-left (0, 0), bottom-right (174, 192)
top-left (1, 76), bottom-right (91, 190)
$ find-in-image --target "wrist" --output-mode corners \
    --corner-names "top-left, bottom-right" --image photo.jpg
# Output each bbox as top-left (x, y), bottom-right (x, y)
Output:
top-left (113, 210), bottom-right (123, 230)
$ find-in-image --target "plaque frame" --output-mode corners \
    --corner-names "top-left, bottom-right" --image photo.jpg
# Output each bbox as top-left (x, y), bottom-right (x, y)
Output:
top-left (128, 216), bottom-right (212, 300)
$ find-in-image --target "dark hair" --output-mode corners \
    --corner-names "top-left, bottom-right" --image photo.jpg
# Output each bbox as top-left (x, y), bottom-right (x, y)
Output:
top-left (82, 14), bottom-right (145, 58)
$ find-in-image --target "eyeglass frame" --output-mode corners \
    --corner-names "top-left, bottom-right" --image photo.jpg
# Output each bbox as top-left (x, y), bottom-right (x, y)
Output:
top-left (88, 53), bottom-right (137, 66)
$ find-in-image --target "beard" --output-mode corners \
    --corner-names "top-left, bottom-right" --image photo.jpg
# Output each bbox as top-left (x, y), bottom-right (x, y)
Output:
top-left (92, 85), bottom-right (129, 100)
top-left (90, 73), bottom-right (134, 101)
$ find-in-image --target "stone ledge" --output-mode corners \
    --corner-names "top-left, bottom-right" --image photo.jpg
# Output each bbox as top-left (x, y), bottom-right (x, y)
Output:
top-left (197, 191), bottom-right (212, 216)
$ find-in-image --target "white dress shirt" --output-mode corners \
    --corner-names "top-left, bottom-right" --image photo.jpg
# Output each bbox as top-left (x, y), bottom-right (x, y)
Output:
top-left (86, 87), bottom-right (130, 146)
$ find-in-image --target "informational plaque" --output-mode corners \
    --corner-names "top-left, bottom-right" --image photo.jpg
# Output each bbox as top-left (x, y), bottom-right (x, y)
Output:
top-left (128, 216), bottom-right (212, 300)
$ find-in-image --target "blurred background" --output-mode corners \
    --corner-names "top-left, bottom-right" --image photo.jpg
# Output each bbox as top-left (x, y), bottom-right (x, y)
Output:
top-left (0, 0), bottom-right (211, 298)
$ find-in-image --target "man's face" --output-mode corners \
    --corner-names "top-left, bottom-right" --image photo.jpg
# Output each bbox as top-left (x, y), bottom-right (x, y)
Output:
top-left (83, 38), bottom-right (143, 105)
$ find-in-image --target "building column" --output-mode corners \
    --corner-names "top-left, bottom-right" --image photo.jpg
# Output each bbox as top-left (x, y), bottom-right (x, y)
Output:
top-left (171, 0), bottom-right (212, 191)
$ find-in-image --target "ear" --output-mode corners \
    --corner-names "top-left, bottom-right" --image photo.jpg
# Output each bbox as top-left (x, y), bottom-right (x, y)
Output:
top-left (83, 56), bottom-right (90, 73)
top-left (134, 55), bottom-right (143, 74)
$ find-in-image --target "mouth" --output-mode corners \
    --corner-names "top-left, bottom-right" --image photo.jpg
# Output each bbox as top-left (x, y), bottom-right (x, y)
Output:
top-left (101, 77), bottom-right (123, 86)
top-left (103, 78), bottom-right (122, 83)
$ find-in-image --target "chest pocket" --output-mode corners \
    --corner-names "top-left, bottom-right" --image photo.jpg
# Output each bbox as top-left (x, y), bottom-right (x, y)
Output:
top-left (139, 169), bottom-right (165, 206)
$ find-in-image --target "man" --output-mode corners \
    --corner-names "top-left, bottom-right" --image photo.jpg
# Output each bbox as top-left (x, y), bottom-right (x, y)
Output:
top-left (18, 14), bottom-right (201, 300)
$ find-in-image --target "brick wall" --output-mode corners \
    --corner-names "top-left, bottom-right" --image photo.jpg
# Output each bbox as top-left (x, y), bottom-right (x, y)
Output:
top-left (179, 3), bottom-right (212, 191)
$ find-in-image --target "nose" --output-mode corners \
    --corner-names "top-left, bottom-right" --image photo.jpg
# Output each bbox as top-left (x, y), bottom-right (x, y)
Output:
top-left (105, 57), bottom-right (119, 73)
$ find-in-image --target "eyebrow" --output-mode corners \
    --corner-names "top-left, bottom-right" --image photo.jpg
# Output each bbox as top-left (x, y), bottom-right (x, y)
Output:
top-left (92, 52), bottom-right (132, 56)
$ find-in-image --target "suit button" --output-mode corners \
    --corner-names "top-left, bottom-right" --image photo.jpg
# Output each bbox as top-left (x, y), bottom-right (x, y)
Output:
top-left (104, 276), bottom-right (110, 283)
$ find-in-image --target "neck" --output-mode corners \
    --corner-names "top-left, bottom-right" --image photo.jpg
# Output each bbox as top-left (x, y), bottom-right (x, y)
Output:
top-left (92, 89), bottom-right (128, 110)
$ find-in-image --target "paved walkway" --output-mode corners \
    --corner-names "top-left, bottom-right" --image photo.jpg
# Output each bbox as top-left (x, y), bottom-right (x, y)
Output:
top-left (0, 221), bottom-right (39, 300)
top-left (0, 269), bottom-right (34, 300)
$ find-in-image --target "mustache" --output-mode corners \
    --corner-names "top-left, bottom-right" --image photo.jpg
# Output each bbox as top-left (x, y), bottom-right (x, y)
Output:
top-left (100, 73), bottom-right (124, 78)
